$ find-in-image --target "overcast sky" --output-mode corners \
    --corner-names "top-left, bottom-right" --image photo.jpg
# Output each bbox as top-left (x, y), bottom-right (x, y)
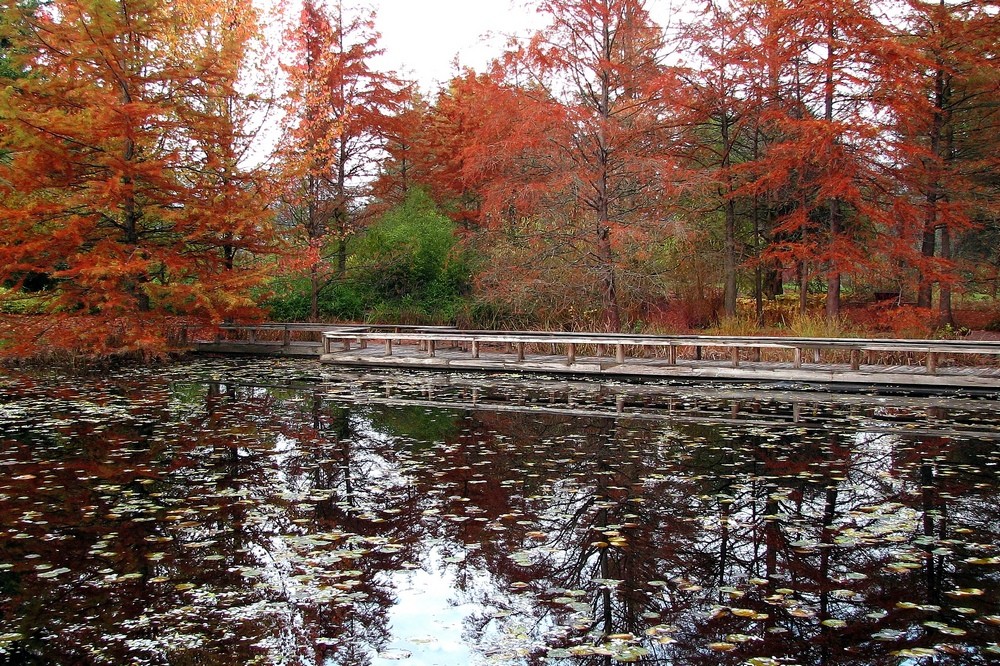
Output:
top-left (368, 0), bottom-right (691, 93)
top-left (370, 0), bottom-right (543, 92)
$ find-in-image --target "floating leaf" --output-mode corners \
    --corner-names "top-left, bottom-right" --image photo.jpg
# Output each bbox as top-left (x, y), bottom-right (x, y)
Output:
top-left (377, 648), bottom-right (412, 660)
top-left (37, 567), bottom-right (71, 579)
top-left (872, 629), bottom-right (903, 641)
top-left (893, 648), bottom-right (938, 658)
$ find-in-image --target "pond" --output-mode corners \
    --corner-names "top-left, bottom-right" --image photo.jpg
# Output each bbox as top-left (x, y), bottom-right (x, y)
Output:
top-left (1, 358), bottom-right (998, 665)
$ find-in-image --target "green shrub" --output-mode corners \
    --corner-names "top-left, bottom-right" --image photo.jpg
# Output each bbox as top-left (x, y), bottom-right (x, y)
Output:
top-left (263, 189), bottom-right (474, 325)
top-left (352, 190), bottom-right (472, 323)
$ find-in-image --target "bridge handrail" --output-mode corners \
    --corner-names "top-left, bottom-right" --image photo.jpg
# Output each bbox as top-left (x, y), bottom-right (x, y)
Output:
top-left (320, 329), bottom-right (1000, 352)
top-left (319, 328), bottom-right (1000, 375)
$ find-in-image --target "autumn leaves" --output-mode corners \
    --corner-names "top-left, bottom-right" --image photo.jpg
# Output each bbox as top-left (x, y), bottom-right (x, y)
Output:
top-left (0, 0), bottom-right (997, 356)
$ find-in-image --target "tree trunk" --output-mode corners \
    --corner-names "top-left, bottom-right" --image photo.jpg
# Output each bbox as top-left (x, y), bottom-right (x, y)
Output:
top-left (920, 31), bottom-right (949, 310)
top-left (939, 225), bottom-right (954, 326)
top-left (917, 222), bottom-right (936, 309)
top-left (310, 267), bottom-right (320, 322)
top-left (720, 109), bottom-right (737, 318)
top-left (593, 16), bottom-right (621, 333)
top-left (799, 261), bottom-right (809, 314)
top-left (724, 197), bottom-right (737, 318)
top-left (825, 198), bottom-right (841, 319)
top-left (823, 11), bottom-right (840, 320)
top-left (597, 225), bottom-right (622, 332)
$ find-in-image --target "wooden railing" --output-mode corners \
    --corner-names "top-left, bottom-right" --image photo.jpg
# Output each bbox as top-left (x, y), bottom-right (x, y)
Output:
top-left (183, 322), bottom-right (343, 347)
top-left (320, 328), bottom-right (1000, 376)
top-left (184, 323), bottom-right (460, 349)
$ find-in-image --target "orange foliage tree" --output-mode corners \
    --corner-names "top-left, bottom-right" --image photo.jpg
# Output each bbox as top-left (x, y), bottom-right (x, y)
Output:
top-left (277, 0), bottom-right (408, 321)
top-left (370, 91), bottom-right (432, 212)
top-left (730, 0), bottom-right (907, 318)
top-left (671, 0), bottom-right (766, 318)
top-left (0, 0), bottom-right (275, 355)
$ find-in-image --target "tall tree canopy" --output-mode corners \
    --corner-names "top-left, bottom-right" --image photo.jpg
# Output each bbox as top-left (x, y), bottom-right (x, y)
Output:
top-left (485, 0), bottom-right (671, 330)
top-left (2, 0), bottom-right (999, 351)
top-left (893, 0), bottom-right (1000, 324)
top-left (278, 0), bottom-right (407, 321)
top-left (0, 0), bottom-right (274, 354)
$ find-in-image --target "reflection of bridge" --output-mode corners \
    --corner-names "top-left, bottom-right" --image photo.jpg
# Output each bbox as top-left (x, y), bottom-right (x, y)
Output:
top-left (188, 324), bottom-right (1000, 391)
top-left (197, 371), bottom-right (1000, 440)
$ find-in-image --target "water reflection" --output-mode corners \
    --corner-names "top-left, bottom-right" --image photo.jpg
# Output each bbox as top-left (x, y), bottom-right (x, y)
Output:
top-left (1, 359), bottom-right (998, 665)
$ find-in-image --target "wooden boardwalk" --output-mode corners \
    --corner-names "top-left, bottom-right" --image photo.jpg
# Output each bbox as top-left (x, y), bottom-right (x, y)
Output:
top-left (189, 324), bottom-right (1000, 391)
top-left (319, 328), bottom-right (1000, 390)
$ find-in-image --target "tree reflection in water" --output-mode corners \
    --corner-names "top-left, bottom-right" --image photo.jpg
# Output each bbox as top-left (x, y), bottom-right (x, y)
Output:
top-left (0, 359), bottom-right (998, 665)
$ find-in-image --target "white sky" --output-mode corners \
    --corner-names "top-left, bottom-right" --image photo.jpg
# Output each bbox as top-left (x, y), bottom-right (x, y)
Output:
top-left (369, 1), bottom-right (692, 94)
top-left (370, 0), bottom-right (545, 93)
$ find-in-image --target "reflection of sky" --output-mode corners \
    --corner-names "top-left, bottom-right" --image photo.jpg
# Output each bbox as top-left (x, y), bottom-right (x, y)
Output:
top-left (364, 543), bottom-right (552, 666)
top-left (367, 548), bottom-right (477, 666)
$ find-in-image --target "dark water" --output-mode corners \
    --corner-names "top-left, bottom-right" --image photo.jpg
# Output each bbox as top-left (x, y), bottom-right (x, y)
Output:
top-left (1, 359), bottom-right (998, 665)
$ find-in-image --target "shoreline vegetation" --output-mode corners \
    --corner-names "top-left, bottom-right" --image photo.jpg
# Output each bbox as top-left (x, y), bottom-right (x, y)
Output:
top-left (2, 1), bottom-right (999, 367)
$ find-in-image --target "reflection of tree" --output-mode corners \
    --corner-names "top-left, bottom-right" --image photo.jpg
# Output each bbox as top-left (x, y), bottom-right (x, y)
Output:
top-left (4, 366), bottom-right (1000, 666)
top-left (417, 409), bottom-right (704, 664)
top-left (422, 391), bottom-right (1000, 666)
top-left (0, 370), bottom-right (436, 666)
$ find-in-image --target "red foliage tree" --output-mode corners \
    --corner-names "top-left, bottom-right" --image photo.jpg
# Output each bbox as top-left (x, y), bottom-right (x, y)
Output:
top-left (671, 0), bottom-right (766, 318)
top-left (481, 0), bottom-right (671, 330)
top-left (739, 0), bottom-right (907, 318)
top-left (892, 0), bottom-right (1000, 324)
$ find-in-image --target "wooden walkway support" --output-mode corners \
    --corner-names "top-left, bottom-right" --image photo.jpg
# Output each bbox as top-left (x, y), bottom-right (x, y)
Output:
top-left (316, 327), bottom-right (1000, 390)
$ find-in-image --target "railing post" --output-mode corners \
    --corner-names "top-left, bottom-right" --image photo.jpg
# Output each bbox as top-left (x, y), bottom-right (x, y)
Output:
top-left (926, 352), bottom-right (938, 375)
top-left (731, 347), bottom-right (740, 368)
top-left (516, 342), bottom-right (525, 362)
top-left (248, 328), bottom-right (257, 343)
top-left (615, 344), bottom-right (625, 364)
top-left (283, 326), bottom-right (291, 347)
top-left (850, 349), bottom-right (861, 371)
top-left (322, 335), bottom-right (330, 355)
top-left (566, 342), bottom-right (576, 366)
top-left (428, 340), bottom-right (436, 357)
top-left (472, 341), bottom-right (480, 358)
top-left (794, 347), bottom-right (803, 369)
top-left (668, 344), bottom-right (677, 365)
top-left (385, 338), bottom-right (393, 356)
